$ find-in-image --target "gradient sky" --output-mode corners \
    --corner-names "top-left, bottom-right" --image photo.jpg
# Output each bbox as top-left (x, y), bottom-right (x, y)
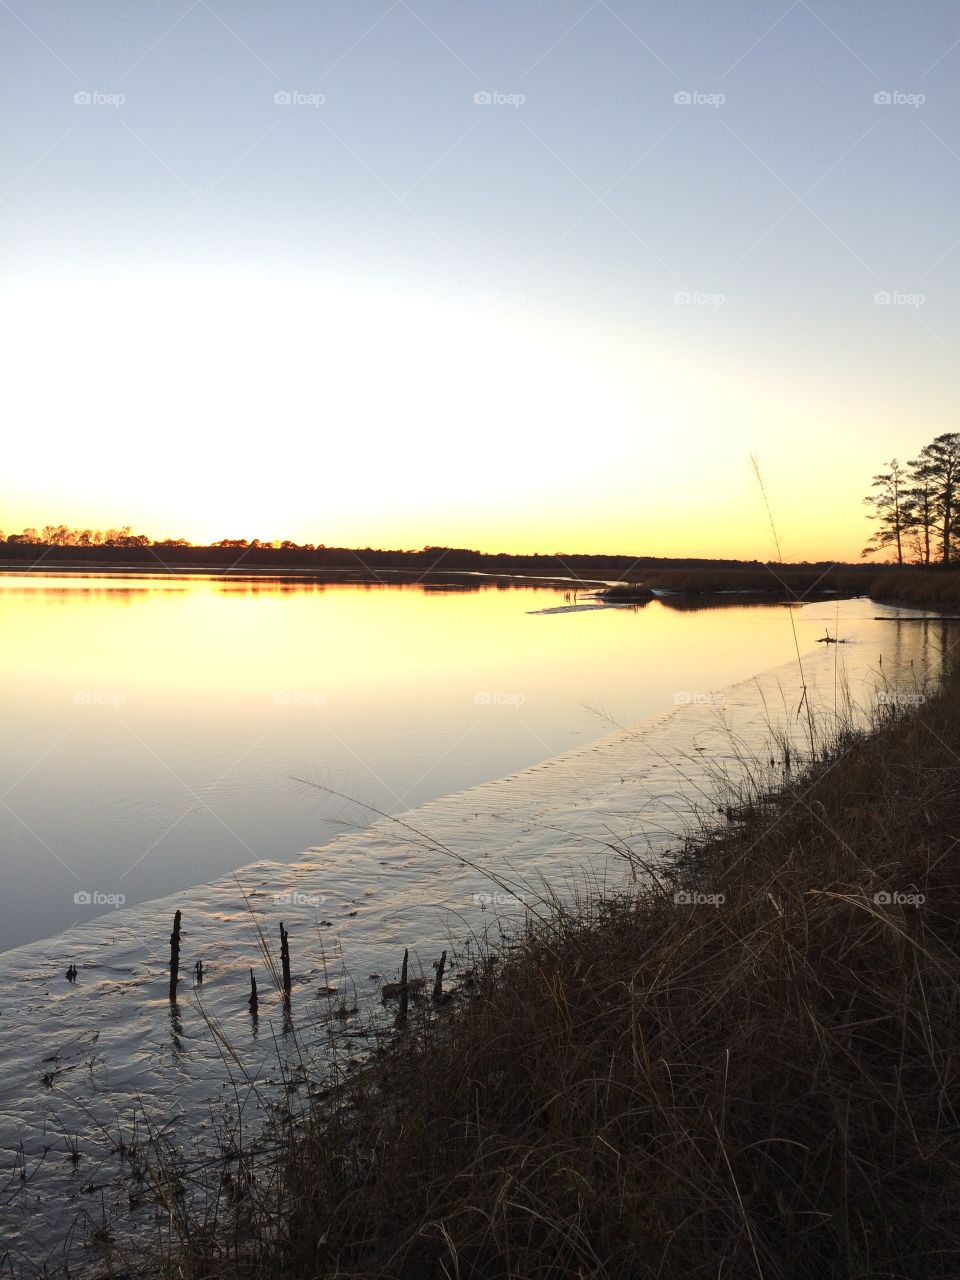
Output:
top-left (3, 1), bottom-right (960, 559)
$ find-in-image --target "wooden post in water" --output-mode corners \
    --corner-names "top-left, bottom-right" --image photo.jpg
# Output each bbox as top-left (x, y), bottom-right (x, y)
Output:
top-left (433, 950), bottom-right (447, 1002)
top-left (279, 922), bottom-right (292, 1002)
top-left (398, 948), bottom-right (410, 1023)
top-left (249, 968), bottom-right (259, 1013)
top-left (168, 910), bottom-right (182, 1002)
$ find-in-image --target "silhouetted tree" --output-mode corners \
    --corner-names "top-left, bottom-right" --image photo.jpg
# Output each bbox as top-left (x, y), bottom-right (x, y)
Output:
top-left (904, 472), bottom-right (935, 565)
top-left (862, 459), bottom-right (910, 563)
top-left (910, 433), bottom-right (960, 567)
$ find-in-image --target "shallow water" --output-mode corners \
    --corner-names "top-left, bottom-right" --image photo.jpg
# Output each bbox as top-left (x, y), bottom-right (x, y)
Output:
top-left (0, 573), bottom-right (877, 952)
top-left (0, 588), bottom-right (952, 1274)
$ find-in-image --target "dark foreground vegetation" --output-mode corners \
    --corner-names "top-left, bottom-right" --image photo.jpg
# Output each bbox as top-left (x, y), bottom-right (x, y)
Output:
top-left (143, 660), bottom-right (960, 1279)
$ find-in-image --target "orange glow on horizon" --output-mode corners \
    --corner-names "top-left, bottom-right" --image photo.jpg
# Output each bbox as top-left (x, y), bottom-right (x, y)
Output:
top-left (0, 275), bottom-right (923, 565)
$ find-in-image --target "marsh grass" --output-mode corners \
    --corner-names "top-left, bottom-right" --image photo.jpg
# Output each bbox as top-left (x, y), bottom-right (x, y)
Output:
top-left (615, 562), bottom-right (960, 611)
top-left (868, 568), bottom-right (960, 610)
top-left (108, 646), bottom-right (960, 1280)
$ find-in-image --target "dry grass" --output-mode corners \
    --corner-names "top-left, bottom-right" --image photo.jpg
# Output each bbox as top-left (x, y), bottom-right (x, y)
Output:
top-left (623, 563), bottom-right (960, 609)
top-left (134, 667), bottom-right (960, 1280)
top-left (867, 568), bottom-right (960, 609)
top-left (624, 565), bottom-right (874, 596)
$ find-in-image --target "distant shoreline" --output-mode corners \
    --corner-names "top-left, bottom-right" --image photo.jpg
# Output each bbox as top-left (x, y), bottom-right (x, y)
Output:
top-left (0, 561), bottom-right (857, 603)
top-left (6, 553), bottom-right (960, 610)
top-left (0, 561), bottom-right (610, 590)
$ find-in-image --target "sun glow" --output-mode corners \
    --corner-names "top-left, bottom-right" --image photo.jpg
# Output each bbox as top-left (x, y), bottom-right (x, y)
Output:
top-left (1, 274), bottom-right (873, 558)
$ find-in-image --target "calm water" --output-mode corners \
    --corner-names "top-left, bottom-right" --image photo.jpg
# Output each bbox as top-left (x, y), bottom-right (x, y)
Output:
top-left (0, 574), bottom-right (905, 950)
top-left (0, 585), bottom-right (952, 1273)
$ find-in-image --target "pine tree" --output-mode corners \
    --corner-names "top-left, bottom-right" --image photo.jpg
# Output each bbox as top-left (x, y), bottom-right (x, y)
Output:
top-left (862, 459), bottom-right (910, 563)
top-left (909, 433), bottom-right (960, 567)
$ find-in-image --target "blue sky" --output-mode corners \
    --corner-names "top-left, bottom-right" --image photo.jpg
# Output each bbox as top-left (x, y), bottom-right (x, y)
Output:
top-left (3, 1), bottom-right (960, 556)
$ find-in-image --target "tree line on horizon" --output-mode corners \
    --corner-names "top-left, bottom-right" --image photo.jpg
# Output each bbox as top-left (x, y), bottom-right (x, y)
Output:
top-left (0, 524), bottom-right (326, 551)
top-left (11, 448), bottom-right (960, 570)
top-left (863, 432), bottom-right (960, 567)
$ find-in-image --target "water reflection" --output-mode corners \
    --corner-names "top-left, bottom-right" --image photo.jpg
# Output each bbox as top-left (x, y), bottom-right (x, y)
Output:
top-left (0, 575), bottom-right (942, 952)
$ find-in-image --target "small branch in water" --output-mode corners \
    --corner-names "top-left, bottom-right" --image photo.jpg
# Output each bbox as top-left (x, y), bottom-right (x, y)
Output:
top-left (249, 968), bottom-right (258, 1014)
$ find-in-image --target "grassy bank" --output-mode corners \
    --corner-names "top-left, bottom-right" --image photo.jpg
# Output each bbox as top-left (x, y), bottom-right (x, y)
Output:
top-left (12, 544), bottom-right (960, 610)
top-left (618, 564), bottom-right (960, 609)
top-left (865, 568), bottom-right (960, 610)
top-left (142, 657), bottom-right (960, 1279)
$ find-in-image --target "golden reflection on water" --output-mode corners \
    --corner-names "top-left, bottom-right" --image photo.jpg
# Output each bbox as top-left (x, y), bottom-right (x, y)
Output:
top-left (0, 574), bottom-right (946, 950)
top-left (1, 573), bottom-right (841, 711)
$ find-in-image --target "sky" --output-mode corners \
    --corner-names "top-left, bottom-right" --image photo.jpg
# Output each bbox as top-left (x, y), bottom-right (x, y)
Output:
top-left (2, 0), bottom-right (960, 560)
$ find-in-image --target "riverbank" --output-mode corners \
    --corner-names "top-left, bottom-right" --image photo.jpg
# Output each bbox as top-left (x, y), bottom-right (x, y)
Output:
top-left (0, 544), bottom-right (873, 595)
top-left (136, 632), bottom-right (960, 1277)
top-left (12, 550), bottom-right (960, 612)
top-left (4, 598), bottom-right (938, 1276)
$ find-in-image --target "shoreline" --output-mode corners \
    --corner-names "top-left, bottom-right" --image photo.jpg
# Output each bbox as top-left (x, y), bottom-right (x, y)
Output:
top-left (156, 633), bottom-right (960, 1279)
top-left (6, 556), bottom-right (960, 612)
top-left (0, 562), bottom-right (607, 589)
top-left (0, 599), bottom-right (942, 1275)
top-left (0, 601), bottom-right (911, 1269)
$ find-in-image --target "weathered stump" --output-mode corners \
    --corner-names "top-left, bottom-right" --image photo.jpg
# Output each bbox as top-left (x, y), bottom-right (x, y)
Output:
top-left (279, 922), bottom-right (292, 1002)
top-left (433, 950), bottom-right (447, 1002)
top-left (168, 910), bottom-right (182, 1001)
